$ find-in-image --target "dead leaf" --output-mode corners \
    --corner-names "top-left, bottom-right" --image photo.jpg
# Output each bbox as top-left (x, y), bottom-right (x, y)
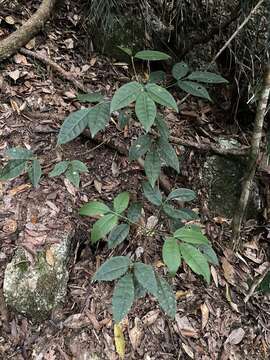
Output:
top-left (200, 303), bottom-right (209, 330)
top-left (210, 265), bottom-right (219, 287)
top-left (94, 179), bottom-right (102, 193)
top-left (63, 313), bottom-right (91, 329)
top-left (225, 327), bottom-right (245, 345)
top-left (225, 284), bottom-right (240, 313)
top-left (111, 161), bottom-right (119, 177)
top-left (182, 343), bottom-right (194, 359)
top-left (7, 70), bottom-right (21, 82)
top-left (129, 317), bottom-right (143, 351)
top-left (143, 309), bottom-right (159, 326)
top-left (45, 248), bottom-right (55, 266)
top-left (8, 183), bottom-right (31, 195)
top-left (14, 54), bottom-right (28, 65)
top-left (25, 38), bottom-right (36, 49)
top-left (175, 315), bottom-right (198, 337)
top-left (114, 323), bottom-right (125, 359)
top-left (222, 257), bottom-right (236, 285)
top-left (175, 290), bottom-right (191, 300)
top-left (64, 38), bottom-right (74, 49)
top-left (3, 219), bottom-right (17, 234)
top-left (64, 178), bottom-right (77, 196)
top-left (5, 16), bottom-right (15, 25)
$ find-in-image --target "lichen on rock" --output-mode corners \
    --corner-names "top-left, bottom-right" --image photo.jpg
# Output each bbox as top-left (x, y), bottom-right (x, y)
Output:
top-left (3, 228), bottom-right (74, 321)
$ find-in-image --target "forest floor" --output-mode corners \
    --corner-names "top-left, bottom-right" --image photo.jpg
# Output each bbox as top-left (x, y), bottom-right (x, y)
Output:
top-left (0, 2), bottom-right (270, 359)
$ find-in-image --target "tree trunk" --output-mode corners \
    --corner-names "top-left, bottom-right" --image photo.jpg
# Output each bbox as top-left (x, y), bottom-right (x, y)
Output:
top-left (0, 0), bottom-right (57, 61)
top-left (231, 64), bottom-right (270, 249)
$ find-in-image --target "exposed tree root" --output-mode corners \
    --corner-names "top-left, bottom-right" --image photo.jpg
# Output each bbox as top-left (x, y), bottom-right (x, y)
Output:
top-left (0, 0), bottom-right (56, 61)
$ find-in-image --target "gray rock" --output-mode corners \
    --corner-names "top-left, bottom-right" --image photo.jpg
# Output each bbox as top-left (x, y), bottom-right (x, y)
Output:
top-left (202, 137), bottom-right (261, 218)
top-left (3, 228), bottom-right (74, 321)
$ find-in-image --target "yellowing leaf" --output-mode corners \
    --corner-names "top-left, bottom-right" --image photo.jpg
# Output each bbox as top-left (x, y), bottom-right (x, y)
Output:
top-left (114, 323), bottom-right (125, 359)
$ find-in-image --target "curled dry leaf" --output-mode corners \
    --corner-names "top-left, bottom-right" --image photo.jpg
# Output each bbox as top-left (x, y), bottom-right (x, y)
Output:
top-left (182, 343), bottom-right (194, 359)
top-left (129, 317), bottom-right (143, 351)
top-left (143, 309), bottom-right (160, 326)
top-left (3, 219), bottom-right (17, 234)
top-left (200, 303), bottom-right (209, 330)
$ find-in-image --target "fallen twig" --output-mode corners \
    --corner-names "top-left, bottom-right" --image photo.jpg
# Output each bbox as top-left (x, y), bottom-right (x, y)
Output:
top-left (20, 48), bottom-right (89, 92)
top-left (244, 263), bottom-right (270, 303)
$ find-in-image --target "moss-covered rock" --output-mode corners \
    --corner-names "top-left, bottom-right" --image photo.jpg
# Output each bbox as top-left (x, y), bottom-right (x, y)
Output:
top-left (203, 138), bottom-right (260, 218)
top-left (3, 228), bottom-right (74, 321)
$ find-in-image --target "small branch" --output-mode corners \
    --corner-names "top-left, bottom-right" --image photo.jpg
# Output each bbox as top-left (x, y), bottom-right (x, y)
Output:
top-left (169, 135), bottom-right (249, 157)
top-left (244, 264), bottom-right (270, 303)
top-left (210, 0), bottom-right (265, 65)
top-left (231, 64), bottom-right (270, 249)
top-left (0, 0), bottom-right (56, 61)
top-left (20, 48), bottom-right (89, 92)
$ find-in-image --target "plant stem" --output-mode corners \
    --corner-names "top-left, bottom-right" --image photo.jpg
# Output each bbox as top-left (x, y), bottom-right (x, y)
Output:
top-left (131, 56), bottom-right (139, 82)
top-left (231, 64), bottom-right (270, 250)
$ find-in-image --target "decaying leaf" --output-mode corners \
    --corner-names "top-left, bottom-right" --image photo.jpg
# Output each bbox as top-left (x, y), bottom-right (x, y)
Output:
top-left (114, 323), bottom-right (125, 359)
top-left (45, 248), bottom-right (55, 266)
top-left (222, 257), bottom-right (236, 285)
top-left (182, 343), bottom-right (194, 359)
top-left (129, 317), bottom-right (143, 351)
top-left (143, 309), bottom-right (160, 326)
top-left (175, 315), bottom-right (198, 337)
top-left (63, 313), bottom-right (92, 329)
top-left (225, 327), bottom-right (245, 345)
top-left (200, 303), bottom-right (209, 330)
top-left (3, 219), bottom-right (17, 234)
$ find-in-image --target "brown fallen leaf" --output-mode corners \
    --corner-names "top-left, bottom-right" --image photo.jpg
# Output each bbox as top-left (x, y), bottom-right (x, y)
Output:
top-left (5, 16), bottom-right (16, 25)
top-left (175, 315), bottom-right (198, 338)
top-left (182, 343), bottom-right (194, 359)
top-left (7, 69), bottom-right (21, 82)
top-left (8, 183), bottom-right (31, 196)
top-left (143, 309), bottom-right (160, 326)
top-left (63, 313), bottom-right (92, 329)
top-left (225, 327), bottom-right (245, 345)
top-left (222, 257), bottom-right (236, 285)
top-left (129, 317), bottom-right (143, 351)
top-left (200, 303), bottom-right (209, 330)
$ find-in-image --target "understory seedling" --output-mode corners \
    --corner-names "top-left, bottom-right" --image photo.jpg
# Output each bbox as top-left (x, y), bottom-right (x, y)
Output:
top-left (49, 160), bottom-right (88, 187)
top-left (80, 190), bottom-right (218, 322)
top-left (0, 147), bottom-right (42, 187)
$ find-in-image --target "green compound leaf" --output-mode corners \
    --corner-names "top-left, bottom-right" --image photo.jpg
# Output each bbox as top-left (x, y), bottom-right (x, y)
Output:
top-left (129, 134), bottom-right (152, 161)
top-left (179, 243), bottom-right (210, 284)
top-left (177, 80), bottom-right (212, 101)
top-left (142, 181), bottom-right (163, 206)
top-left (127, 202), bottom-right (142, 223)
top-left (134, 50), bottom-right (170, 61)
top-left (65, 168), bottom-right (80, 187)
top-left (57, 108), bottom-right (90, 145)
top-left (172, 62), bottom-right (189, 80)
top-left (156, 275), bottom-right (176, 318)
top-left (157, 137), bottom-right (179, 172)
top-left (167, 188), bottom-right (196, 202)
top-left (91, 213), bottom-right (118, 243)
top-left (162, 237), bottom-right (181, 275)
top-left (112, 273), bottom-right (135, 323)
top-left (163, 204), bottom-right (195, 220)
top-left (198, 244), bottom-right (219, 266)
top-left (110, 82), bottom-right (143, 112)
top-left (79, 201), bottom-right (111, 216)
top-left (148, 70), bottom-right (166, 83)
top-left (134, 262), bottom-right (158, 296)
top-left (93, 256), bottom-right (131, 281)
top-left (0, 160), bottom-right (26, 181)
top-left (174, 226), bottom-right (209, 245)
top-left (113, 192), bottom-right (130, 214)
top-left (187, 71), bottom-right (228, 84)
top-left (133, 276), bottom-right (147, 299)
top-left (28, 159), bottom-right (42, 187)
top-left (155, 115), bottom-right (169, 139)
top-left (49, 161), bottom-right (69, 177)
top-left (88, 102), bottom-right (111, 137)
top-left (108, 223), bottom-right (130, 249)
top-left (77, 92), bottom-right (104, 103)
top-left (146, 83), bottom-right (178, 112)
top-left (6, 147), bottom-right (33, 160)
top-left (135, 92), bottom-right (157, 132)
top-left (70, 160), bottom-right (88, 173)
top-left (144, 149), bottom-right (161, 188)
